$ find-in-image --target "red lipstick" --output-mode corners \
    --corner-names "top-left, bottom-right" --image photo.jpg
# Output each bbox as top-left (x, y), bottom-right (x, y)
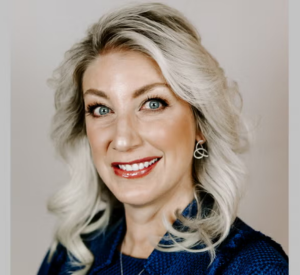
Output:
top-left (111, 156), bottom-right (162, 179)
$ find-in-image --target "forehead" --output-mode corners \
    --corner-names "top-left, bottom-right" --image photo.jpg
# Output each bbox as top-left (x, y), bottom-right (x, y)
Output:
top-left (82, 50), bottom-right (166, 94)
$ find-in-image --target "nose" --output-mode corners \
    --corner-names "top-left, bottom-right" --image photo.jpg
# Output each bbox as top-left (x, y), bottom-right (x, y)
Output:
top-left (112, 114), bottom-right (143, 152)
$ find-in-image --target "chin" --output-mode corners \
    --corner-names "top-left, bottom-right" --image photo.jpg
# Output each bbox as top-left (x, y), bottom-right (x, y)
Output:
top-left (116, 191), bottom-right (155, 206)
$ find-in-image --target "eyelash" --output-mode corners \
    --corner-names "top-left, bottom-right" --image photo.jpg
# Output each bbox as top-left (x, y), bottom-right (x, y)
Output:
top-left (141, 95), bottom-right (169, 110)
top-left (85, 95), bottom-right (169, 118)
top-left (85, 103), bottom-right (109, 117)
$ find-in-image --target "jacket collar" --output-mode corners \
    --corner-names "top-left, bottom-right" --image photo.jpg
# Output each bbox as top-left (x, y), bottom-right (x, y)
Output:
top-left (85, 195), bottom-right (213, 274)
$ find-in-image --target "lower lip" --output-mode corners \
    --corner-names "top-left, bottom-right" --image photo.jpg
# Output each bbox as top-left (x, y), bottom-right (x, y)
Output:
top-left (112, 159), bottom-right (161, 179)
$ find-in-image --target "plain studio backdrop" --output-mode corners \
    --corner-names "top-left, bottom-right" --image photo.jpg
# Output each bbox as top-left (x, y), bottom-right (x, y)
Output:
top-left (11, 0), bottom-right (288, 274)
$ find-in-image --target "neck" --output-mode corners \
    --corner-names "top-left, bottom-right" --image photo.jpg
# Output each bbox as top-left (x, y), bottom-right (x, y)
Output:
top-left (120, 180), bottom-right (194, 259)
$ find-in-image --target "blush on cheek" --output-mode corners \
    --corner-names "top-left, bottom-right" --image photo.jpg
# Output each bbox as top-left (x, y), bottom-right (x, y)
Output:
top-left (86, 128), bottom-right (103, 164)
top-left (86, 121), bottom-right (111, 148)
top-left (145, 107), bottom-right (196, 153)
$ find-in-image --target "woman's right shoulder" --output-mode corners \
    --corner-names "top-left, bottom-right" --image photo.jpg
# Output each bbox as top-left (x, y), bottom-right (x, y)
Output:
top-left (37, 207), bottom-right (124, 274)
top-left (37, 243), bottom-right (68, 275)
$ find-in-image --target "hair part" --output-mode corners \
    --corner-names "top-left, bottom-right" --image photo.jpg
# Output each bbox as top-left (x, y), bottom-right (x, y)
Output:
top-left (47, 2), bottom-right (250, 274)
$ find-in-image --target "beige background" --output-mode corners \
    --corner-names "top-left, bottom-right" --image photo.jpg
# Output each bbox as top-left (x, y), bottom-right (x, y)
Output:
top-left (11, 0), bottom-right (288, 274)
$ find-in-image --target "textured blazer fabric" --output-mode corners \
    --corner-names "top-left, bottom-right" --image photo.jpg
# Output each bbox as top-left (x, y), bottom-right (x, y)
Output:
top-left (38, 199), bottom-right (288, 274)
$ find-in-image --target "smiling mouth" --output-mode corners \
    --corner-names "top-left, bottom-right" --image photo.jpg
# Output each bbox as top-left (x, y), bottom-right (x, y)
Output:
top-left (111, 157), bottom-right (162, 179)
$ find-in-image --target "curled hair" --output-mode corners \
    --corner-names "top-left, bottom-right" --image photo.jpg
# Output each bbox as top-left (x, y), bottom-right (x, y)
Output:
top-left (47, 2), bottom-right (250, 274)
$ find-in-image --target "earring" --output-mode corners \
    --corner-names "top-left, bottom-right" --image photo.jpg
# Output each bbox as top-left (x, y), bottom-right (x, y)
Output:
top-left (193, 140), bottom-right (208, 159)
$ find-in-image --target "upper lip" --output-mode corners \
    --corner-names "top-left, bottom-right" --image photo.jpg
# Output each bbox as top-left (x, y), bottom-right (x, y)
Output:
top-left (111, 156), bottom-right (162, 167)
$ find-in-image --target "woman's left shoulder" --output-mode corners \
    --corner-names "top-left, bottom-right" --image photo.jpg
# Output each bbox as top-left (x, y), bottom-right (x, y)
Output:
top-left (211, 217), bottom-right (288, 274)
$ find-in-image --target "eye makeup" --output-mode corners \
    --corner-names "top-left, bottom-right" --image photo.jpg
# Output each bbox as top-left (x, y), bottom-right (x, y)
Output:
top-left (85, 94), bottom-right (170, 118)
top-left (85, 102), bottom-right (112, 118)
top-left (140, 95), bottom-right (170, 111)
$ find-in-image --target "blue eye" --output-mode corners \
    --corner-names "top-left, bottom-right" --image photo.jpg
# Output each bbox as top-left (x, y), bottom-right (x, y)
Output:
top-left (97, 106), bottom-right (110, 115)
top-left (148, 100), bottom-right (161, 109)
top-left (141, 97), bottom-right (169, 112)
top-left (86, 103), bottom-right (112, 118)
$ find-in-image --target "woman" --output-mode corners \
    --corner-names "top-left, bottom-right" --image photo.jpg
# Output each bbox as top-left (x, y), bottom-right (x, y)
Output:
top-left (38, 2), bottom-right (288, 275)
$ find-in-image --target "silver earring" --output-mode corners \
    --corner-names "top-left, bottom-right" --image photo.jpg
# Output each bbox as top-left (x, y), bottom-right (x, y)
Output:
top-left (193, 140), bottom-right (208, 159)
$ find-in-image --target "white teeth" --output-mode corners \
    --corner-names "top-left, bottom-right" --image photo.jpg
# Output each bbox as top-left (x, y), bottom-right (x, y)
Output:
top-left (132, 164), bottom-right (139, 171)
top-left (118, 158), bottom-right (159, 171)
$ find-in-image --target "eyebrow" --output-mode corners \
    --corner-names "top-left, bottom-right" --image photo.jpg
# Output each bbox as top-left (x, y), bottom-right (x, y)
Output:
top-left (83, 82), bottom-right (170, 100)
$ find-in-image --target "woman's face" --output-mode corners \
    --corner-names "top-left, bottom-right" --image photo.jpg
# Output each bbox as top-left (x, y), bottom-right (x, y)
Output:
top-left (82, 50), bottom-right (200, 206)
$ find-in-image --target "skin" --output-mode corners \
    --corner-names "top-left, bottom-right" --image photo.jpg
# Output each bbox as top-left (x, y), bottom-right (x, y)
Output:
top-left (82, 50), bottom-right (205, 258)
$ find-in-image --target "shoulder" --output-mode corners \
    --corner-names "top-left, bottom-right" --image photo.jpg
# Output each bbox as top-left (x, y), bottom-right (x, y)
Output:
top-left (209, 217), bottom-right (288, 275)
top-left (38, 242), bottom-right (89, 275)
top-left (37, 243), bottom-right (69, 275)
top-left (37, 207), bottom-right (124, 275)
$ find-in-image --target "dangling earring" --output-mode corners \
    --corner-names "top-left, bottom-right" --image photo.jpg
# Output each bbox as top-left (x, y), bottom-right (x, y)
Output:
top-left (193, 140), bottom-right (208, 159)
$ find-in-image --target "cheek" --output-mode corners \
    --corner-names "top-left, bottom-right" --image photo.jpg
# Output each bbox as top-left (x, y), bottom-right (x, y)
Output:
top-left (141, 110), bottom-right (196, 157)
top-left (85, 120), bottom-right (111, 160)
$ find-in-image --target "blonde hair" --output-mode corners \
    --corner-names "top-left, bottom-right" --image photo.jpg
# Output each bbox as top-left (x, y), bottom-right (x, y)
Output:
top-left (48, 2), bottom-right (250, 274)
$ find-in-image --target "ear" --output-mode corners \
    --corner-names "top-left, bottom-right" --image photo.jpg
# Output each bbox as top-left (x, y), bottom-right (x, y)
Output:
top-left (196, 131), bottom-right (206, 144)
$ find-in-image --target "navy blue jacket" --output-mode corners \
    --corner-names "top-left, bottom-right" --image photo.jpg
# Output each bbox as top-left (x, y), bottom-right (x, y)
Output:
top-left (38, 199), bottom-right (288, 274)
